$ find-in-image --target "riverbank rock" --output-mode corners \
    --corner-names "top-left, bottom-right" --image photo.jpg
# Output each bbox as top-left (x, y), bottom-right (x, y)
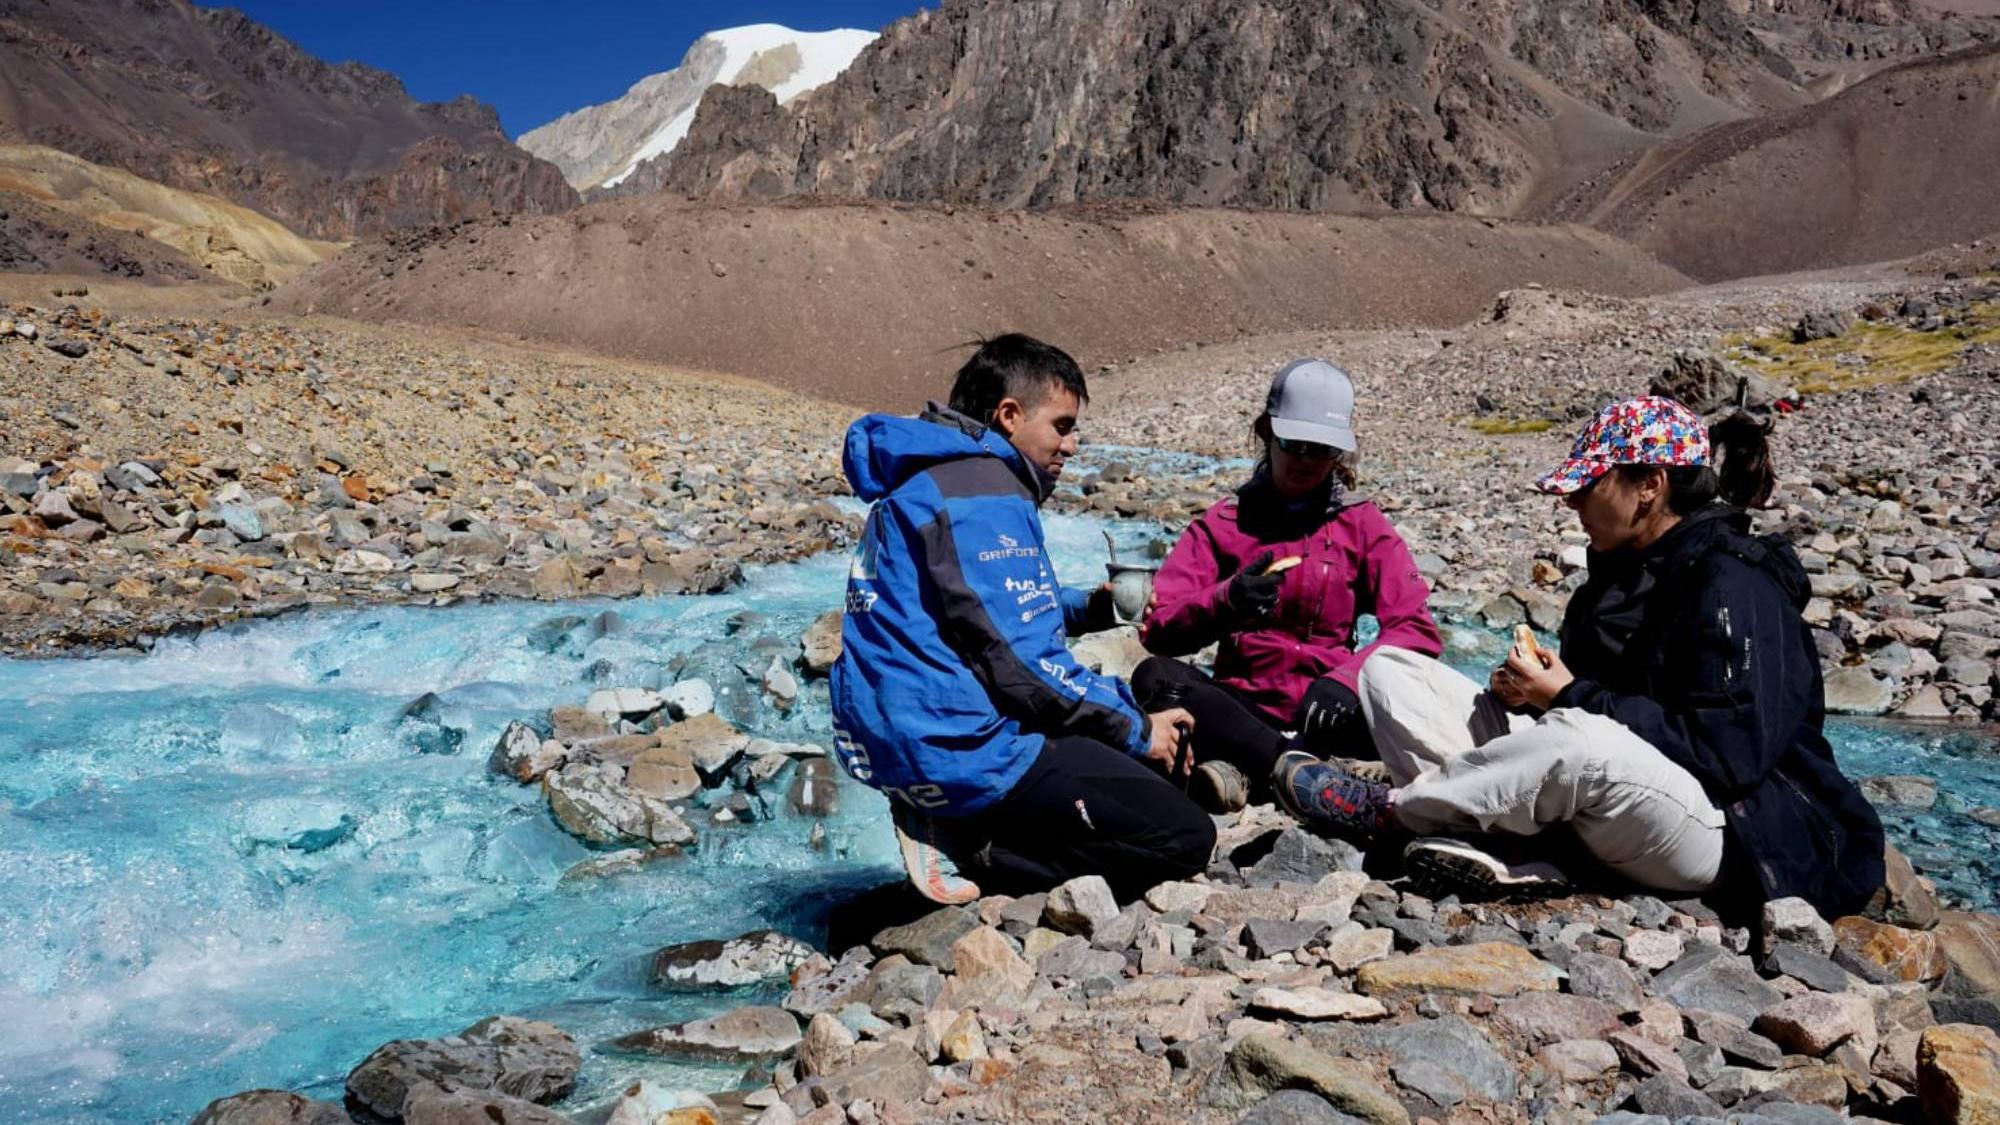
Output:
top-left (344, 1016), bottom-right (581, 1121)
top-left (190, 1090), bottom-right (351, 1125)
top-left (401, 1083), bottom-right (576, 1125)
top-left (651, 930), bottom-right (815, 991)
top-left (543, 762), bottom-right (696, 847)
top-left (490, 721), bottom-right (564, 783)
top-left (612, 1006), bottom-right (801, 1060)
top-left (799, 610), bottom-right (842, 676)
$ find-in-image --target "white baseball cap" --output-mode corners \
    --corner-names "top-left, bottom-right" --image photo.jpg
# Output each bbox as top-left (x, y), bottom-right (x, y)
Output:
top-left (1266, 359), bottom-right (1357, 451)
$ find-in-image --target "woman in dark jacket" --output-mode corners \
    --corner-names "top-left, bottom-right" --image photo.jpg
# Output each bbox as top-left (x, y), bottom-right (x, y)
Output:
top-left (1274, 397), bottom-right (1885, 916)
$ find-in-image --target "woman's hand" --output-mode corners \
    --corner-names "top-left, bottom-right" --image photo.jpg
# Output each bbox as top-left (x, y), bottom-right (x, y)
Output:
top-left (1145, 707), bottom-right (1194, 769)
top-left (1227, 550), bottom-right (1284, 619)
top-left (1491, 641), bottom-right (1574, 712)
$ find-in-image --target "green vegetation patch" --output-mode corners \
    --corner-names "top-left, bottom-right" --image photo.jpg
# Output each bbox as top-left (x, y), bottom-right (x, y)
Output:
top-left (1724, 302), bottom-right (2000, 393)
top-left (1463, 416), bottom-right (1558, 435)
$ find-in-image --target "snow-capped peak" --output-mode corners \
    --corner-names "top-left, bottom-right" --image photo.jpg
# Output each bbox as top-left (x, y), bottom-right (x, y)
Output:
top-left (600, 24), bottom-right (876, 188)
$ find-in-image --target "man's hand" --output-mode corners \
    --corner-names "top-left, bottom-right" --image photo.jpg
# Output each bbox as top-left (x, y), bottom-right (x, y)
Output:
top-left (1490, 639), bottom-right (1574, 712)
top-left (1227, 550), bottom-right (1284, 619)
top-left (1083, 581), bottom-right (1119, 633)
top-left (1144, 707), bottom-right (1195, 769)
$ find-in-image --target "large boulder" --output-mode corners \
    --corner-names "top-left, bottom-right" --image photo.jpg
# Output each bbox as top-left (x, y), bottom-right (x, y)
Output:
top-left (1649, 349), bottom-right (1795, 415)
top-left (345, 1016), bottom-right (581, 1121)
top-left (650, 930), bottom-right (815, 991)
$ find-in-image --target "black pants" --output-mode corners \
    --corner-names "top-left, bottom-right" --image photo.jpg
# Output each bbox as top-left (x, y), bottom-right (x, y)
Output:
top-left (1131, 656), bottom-right (1373, 786)
top-left (964, 735), bottom-right (1216, 901)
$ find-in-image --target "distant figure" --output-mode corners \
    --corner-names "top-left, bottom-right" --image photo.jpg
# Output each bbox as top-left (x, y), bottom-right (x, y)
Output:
top-left (1274, 397), bottom-right (1885, 916)
top-left (1136, 358), bottom-right (1442, 812)
top-left (831, 334), bottom-right (1214, 904)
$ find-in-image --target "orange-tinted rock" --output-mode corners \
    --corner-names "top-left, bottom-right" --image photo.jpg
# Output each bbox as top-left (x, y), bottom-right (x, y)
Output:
top-left (1937, 912), bottom-right (2000, 1002)
top-left (967, 1057), bottom-right (1016, 1086)
top-left (1833, 915), bottom-right (1948, 983)
top-left (1918, 1023), bottom-right (2000, 1124)
top-left (1355, 942), bottom-right (1559, 996)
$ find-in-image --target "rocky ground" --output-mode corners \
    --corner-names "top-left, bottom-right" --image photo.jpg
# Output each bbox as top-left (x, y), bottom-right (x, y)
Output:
top-left (0, 302), bottom-right (861, 654)
top-left (194, 798), bottom-right (2000, 1125)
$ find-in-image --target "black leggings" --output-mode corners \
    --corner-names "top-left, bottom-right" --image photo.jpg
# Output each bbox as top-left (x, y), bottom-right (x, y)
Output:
top-left (1130, 656), bottom-right (1375, 784)
top-left (1130, 656), bottom-right (1287, 782)
top-left (965, 735), bottom-right (1216, 901)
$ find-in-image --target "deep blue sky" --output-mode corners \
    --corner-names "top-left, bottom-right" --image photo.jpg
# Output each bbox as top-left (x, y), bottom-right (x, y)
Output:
top-left (206, 1), bottom-right (923, 138)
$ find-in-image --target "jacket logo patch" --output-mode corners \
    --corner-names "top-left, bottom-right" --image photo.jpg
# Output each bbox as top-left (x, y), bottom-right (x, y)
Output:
top-left (1039, 658), bottom-right (1087, 696)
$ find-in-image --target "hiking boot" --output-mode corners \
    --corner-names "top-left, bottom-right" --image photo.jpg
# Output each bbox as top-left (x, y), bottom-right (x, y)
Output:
top-left (1271, 750), bottom-right (1396, 845)
top-left (891, 804), bottom-right (981, 905)
top-left (1331, 757), bottom-right (1392, 784)
top-left (1402, 836), bottom-right (1572, 902)
top-left (1190, 760), bottom-right (1249, 814)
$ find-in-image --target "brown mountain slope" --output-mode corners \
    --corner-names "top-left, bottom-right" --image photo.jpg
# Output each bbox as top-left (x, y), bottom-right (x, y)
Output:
top-left (0, 145), bottom-right (341, 287)
top-left (633, 0), bottom-right (1993, 218)
top-left (270, 198), bottom-right (1691, 410)
top-left (0, 189), bottom-right (205, 280)
top-left (0, 0), bottom-right (577, 240)
top-left (1587, 44), bottom-right (2000, 281)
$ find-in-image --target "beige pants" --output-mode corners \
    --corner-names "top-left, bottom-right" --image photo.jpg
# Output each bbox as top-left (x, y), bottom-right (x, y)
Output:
top-left (1358, 646), bottom-right (1726, 893)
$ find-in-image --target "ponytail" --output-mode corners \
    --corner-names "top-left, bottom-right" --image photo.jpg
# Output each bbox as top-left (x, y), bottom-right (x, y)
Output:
top-left (1710, 410), bottom-right (1775, 509)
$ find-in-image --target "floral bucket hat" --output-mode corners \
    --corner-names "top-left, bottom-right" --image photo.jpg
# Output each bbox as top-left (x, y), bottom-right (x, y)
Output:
top-left (1532, 396), bottom-right (1710, 495)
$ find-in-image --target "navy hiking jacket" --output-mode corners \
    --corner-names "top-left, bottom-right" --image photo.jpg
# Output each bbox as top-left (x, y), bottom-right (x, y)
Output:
top-left (1553, 505), bottom-right (1885, 918)
top-left (830, 407), bottom-right (1152, 815)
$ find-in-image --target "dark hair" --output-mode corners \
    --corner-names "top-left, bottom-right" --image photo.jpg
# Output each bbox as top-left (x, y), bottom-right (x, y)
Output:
top-left (946, 333), bottom-right (1089, 425)
top-left (1614, 410), bottom-right (1775, 512)
top-left (1251, 414), bottom-right (1359, 490)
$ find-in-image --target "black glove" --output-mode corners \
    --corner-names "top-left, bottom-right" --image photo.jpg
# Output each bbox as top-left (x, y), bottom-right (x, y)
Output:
top-left (1227, 550), bottom-right (1283, 619)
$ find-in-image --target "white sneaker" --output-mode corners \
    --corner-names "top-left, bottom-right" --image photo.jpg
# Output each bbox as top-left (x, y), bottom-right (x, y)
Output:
top-left (892, 805), bottom-right (981, 905)
top-left (1402, 836), bottom-right (1571, 901)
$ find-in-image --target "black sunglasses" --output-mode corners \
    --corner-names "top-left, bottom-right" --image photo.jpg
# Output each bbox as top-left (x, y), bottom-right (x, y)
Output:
top-left (1274, 436), bottom-right (1337, 459)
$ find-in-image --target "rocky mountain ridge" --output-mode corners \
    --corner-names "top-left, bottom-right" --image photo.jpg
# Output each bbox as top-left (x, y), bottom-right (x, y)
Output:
top-left (634, 0), bottom-right (1996, 216)
top-left (0, 0), bottom-right (578, 240)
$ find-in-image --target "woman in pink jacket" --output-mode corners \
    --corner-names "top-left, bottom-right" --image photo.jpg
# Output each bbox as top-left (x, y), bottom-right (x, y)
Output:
top-left (1136, 358), bottom-right (1443, 810)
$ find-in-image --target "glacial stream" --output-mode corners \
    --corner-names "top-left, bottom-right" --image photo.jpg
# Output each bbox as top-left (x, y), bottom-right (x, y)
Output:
top-left (1, 510), bottom-right (1995, 1123)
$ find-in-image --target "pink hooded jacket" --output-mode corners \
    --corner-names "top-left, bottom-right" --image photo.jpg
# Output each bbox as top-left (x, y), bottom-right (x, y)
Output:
top-left (1141, 491), bottom-right (1443, 724)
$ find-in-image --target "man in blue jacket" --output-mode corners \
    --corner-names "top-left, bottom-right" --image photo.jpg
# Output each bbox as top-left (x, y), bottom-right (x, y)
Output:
top-left (832, 334), bottom-right (1213, 903)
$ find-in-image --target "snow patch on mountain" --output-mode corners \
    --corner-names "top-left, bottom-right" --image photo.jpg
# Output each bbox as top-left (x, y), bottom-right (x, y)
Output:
top-left (523, 24), bottom-right (874, 192)
top-left (607, 25), bottom-right (875, 187)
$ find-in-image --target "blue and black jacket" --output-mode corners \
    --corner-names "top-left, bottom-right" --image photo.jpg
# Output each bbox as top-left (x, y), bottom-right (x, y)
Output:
top-left (830, 406), bottom-right (1151, 816)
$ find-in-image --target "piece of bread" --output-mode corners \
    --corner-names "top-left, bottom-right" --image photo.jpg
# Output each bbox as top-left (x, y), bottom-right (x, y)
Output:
top-left (1265, 555), bottom-right (1305, 574)
top-left (1514, 623), bottom-right (1542, 660)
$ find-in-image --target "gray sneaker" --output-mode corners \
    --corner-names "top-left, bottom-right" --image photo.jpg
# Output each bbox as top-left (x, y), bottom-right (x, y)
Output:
top-left (1402, 836), bottom-right (1571, 902)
